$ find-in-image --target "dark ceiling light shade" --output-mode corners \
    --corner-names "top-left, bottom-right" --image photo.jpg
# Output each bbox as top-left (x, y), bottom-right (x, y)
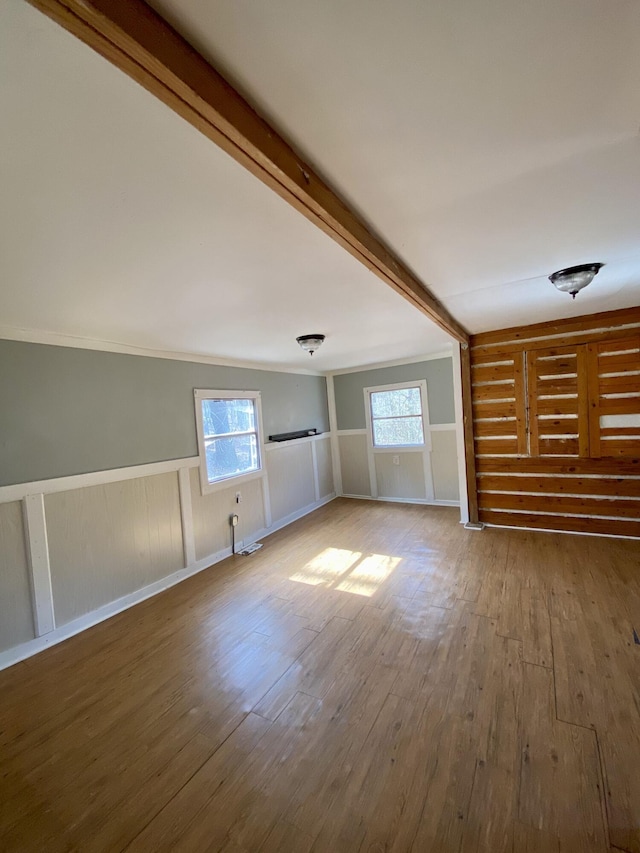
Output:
top-left (296, 334), bottom-right (325, 356)
top-left (549, 263), bottom-right (604, 299)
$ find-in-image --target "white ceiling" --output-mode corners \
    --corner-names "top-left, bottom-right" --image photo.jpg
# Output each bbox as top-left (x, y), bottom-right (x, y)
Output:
top-left (148, 0), bottom-right (640, 328)
top-left (2, 0), bottom-right (639, 374)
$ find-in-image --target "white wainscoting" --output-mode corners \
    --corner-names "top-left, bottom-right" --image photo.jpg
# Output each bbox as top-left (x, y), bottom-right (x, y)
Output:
top-left (0, 434), bottom-right (335, 669)
top-left (374, 451), bottom-right (427, 500)
top-left (337, 426), bottom-right (460, 506)
top-left (45, 473), bottom-right (185, 627)
top-left (338, 431), bottom-right (372, 497)
top-left (430, 430), bottom-right (461, 503)
top-left (189, 468), bottom-right (265, 561)
top-left (0, 501), bottom-right (33, 651)
top-left (267, 441), bottom-right (316, 523)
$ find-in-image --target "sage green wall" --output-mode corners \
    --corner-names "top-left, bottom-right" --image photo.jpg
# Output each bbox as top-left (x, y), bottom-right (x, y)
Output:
top-left (0, 340), bottom-right (329, 487)
top-left (333, 357), bottom-right (455, 430)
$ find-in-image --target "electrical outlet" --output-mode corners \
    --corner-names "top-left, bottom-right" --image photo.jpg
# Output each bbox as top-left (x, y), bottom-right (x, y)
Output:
top-left (235, 492), bottom-right (242, 503)
top-left (392, 455), bottom-right (400, 465)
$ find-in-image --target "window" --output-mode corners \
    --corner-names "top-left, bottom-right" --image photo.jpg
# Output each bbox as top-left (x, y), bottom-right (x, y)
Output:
top-left (367, 382), bottom-right (426, 447)
top-left (195, 390), bottom-right (262, 491)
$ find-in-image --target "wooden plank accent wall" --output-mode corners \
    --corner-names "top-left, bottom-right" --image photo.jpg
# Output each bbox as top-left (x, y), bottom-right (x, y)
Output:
top-left (470, 307), bottom-right (640, 538)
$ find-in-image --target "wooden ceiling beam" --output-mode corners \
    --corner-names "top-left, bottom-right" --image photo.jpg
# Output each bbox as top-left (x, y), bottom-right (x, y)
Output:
top-left (26, 0), bottom-right (469, 344)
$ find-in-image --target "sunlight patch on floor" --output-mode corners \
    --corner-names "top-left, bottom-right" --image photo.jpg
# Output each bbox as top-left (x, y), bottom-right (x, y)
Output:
top-left (289, 547), bottom-right (401, 596)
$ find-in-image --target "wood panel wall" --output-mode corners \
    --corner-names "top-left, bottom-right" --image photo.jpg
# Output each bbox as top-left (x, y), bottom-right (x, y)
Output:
top-left (470, 306), bottom-right (640, 537)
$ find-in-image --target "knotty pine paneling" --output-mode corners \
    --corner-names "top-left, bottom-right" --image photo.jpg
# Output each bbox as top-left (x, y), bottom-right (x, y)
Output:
top-left (470, 307), bottom-right (640, 537)
top-left (589, 336), bottom-right (640, 458)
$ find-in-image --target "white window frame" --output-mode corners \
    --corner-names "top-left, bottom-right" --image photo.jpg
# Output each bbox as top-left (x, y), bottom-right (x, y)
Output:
top-left (363, 379), bottom-right (434, 500)
top-left (194, 389), bottom-right (265, 495)
top-left (364, 380), bottom-right (429, 450)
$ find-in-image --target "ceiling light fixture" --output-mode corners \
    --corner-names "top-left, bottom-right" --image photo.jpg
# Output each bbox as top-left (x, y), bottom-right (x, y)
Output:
top-left (549, 262), bottom-right (604, 299)
top-left (296, 334), bottom-right (325, 356)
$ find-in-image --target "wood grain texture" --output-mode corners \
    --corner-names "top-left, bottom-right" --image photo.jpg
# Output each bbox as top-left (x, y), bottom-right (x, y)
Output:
top-left (479, 483), bottom-right (638, 521)
top-left (472, 326), bottom-right (640, 359)
top-left (476, 457), bottom-right (640, 476)
top-left (1, 499), bottom-right (637, 851)
top-left (25, 0), bottom-right (467, 343)
top-left (475, 437), bottom-right (520, 455)
top-left (474, 419), bottom-right (518, 437)
top-left (461, 345), bottom-right (479, 523)
top-left (470, 312), bottom-right (640, 537)
top-left (478, 509), bottom-right (640, 538)
top-left (470, 305), bottom-right (640, 350)
top-left (514, 350), bottom-right (529, 455)
top-left (473, 399), bottom-right (517, 418)
top-left (472, 382), bottom-right (516, 402)
top-left (477, 474), bottom-right (639, 497)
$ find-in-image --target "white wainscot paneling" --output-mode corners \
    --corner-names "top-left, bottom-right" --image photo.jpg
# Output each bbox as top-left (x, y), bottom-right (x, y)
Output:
top-left (374, 451), bottom-right (426, 500)
top-left (338, 433), bottom-right (371, 497)
top-left (45, 472), bottom-right (184, 626)
top-left (0, 442), bottom-right (336, 669)
top-left (315, 436), bottom-right (334, 499)
top-left (431, 430), bottom-right (460, 502)
top-left (267, 441), bottom-right (316, 523)
top-left (0, 501), bottom-right (35, 652)
top-left (189, 467), bottom-right (265, 560)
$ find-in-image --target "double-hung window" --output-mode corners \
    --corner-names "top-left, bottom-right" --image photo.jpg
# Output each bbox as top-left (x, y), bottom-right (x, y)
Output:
top-left (367, 382), bottom-right (426, 447)
top-left (195, 389), bottom-right (263, 493)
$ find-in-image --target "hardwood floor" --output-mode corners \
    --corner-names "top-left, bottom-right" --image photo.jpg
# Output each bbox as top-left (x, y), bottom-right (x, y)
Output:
top-left (0, 498), bottom-right (638, 852)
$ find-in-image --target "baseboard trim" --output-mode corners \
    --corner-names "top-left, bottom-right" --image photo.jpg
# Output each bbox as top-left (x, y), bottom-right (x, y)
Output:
top-left (483, 521), bottom-right (638, 541)
top-left (0, 547), bottom-right (228, 672)
top-left (249, 492), bottom-right (336, 544)
top-left (341, 494), bottom-right (460, 508)
top-left (0, 493), bottom-right (337, 672)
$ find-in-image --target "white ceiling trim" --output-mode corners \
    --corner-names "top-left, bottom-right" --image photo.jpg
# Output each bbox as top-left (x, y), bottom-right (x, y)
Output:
top-left (0, 326), bottom-right (325, 377)
top-left (327, 347), bottom-right (454, 376)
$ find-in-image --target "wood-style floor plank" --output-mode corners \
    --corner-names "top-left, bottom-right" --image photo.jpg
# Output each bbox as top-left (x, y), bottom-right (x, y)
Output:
top-left (0, 498), bottom-right (638, 852)
top-left (518, 662), bottom-right (608, 851)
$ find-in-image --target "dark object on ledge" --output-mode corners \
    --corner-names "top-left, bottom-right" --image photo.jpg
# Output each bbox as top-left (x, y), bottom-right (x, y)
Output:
top-left (269, 428), bottom-right (320, 443)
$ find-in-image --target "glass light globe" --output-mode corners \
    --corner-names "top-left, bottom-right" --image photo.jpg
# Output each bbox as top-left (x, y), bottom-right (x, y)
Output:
top-left (549, 263), bottom-right (603, 299)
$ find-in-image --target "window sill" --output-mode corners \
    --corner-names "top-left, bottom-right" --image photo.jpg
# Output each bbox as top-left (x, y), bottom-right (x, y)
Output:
top-left (372, 445), bottom-right (426, 452)
top-left (200, 467), bottom-right (265, 497)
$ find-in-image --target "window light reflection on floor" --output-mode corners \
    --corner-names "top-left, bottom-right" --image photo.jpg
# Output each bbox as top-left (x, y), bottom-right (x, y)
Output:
top-left (289, 547), bottom-right (401, 597)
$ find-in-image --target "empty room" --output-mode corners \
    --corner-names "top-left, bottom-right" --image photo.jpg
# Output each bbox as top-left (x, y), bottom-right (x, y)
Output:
top-left (1, 1), bottom-right (639, 851)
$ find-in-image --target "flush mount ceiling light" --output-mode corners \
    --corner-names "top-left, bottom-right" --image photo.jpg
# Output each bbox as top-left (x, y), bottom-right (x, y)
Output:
top-left (296, 334), bottom-right (325, 356)
top-left (549, 262), bottom-right (604, 299)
